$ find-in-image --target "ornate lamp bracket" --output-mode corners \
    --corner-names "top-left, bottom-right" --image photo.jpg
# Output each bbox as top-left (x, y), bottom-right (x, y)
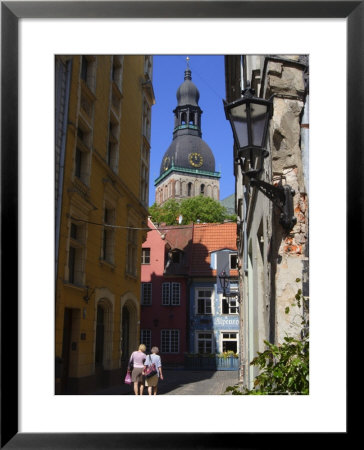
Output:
top-left (250, 178), bottom-right (297, 231)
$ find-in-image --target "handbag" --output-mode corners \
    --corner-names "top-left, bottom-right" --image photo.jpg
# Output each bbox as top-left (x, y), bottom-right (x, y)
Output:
top-left (124, 371), bottom-right (132, 384)
top-left (143, 355), bottom-right (158, 378)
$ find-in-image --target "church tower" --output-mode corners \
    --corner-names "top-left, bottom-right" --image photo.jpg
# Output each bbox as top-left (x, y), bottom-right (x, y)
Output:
top-left (154, 58), bottom-right (220, 205)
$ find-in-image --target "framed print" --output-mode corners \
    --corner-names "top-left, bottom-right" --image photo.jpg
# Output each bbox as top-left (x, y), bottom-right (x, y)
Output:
top-left (1, 0), bottom-right (359, 447)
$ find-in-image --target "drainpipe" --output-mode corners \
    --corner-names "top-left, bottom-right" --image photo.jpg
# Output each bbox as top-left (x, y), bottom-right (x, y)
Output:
top-left (55, 59), bottom-right (72, 283)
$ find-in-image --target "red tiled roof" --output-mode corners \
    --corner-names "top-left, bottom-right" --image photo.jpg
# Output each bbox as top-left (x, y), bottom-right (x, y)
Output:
top-left (190, 222), bottom-right (237, 276)
top-left (146, 220), bottom-right (193, 275)
top-left (163, 225), bottom-right (193, 251)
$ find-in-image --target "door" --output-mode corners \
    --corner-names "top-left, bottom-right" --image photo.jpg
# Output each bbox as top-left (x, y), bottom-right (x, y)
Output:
top-left (60, 308), bottom-right (72, 394)
top-left (95, 304), bottom-right (105, 383)
top-left (121, 306), bottom-right (130, 374)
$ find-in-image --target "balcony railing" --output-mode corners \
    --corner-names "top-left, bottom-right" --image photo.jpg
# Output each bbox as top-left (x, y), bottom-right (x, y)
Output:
top-left (184, 353), bottom-right (239, 371)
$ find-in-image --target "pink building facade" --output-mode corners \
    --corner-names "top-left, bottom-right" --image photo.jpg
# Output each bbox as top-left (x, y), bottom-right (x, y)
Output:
top-left (140, 219), bottom-right (192, 366)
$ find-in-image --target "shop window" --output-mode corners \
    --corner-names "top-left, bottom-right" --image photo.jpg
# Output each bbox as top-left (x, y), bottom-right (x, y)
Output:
top-left (222, 332), bottom-right (238, 353)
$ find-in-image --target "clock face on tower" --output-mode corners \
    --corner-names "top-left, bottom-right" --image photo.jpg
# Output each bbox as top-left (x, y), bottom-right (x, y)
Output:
top-left (163, 156), bottom-right (170, 171)
top-left (188, 152), bottom-right (203, 168)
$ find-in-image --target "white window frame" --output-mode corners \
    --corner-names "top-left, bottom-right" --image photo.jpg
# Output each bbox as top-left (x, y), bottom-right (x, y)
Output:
top-left (141, 248), bottom-right (150, 264)
top-left (162, 282), bottom-right (181, 306)
top-left (196, 331), bottom-right (214, 354)
top-left (171, 282), bottom-right (181, 305)
top-left (220, 331), bottom-right (239, 354)
top-left (195, 288), bottom-right (214, 315)
top-left (229, 280), bottom-right (239, 292)
top-left (161, 329), bottom-right (180, 354)
top-left (229, 252), bottom-right (238, 270)
top-left (141, 282), bottom-right (152, 306)
top-left (140, 329), bottom-right (152, 354)
top-left (162, 282), bottom-right (170, 305)
top-left (221, 294), bottom-right (239, 315)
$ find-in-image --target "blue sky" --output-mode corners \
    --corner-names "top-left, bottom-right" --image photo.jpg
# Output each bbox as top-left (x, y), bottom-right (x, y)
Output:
top-left (149, 55), bottom-right (235, 207)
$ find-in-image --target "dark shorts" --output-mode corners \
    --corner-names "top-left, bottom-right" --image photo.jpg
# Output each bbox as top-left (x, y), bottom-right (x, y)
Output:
top-left (131, 367), bottom-right (144, 382)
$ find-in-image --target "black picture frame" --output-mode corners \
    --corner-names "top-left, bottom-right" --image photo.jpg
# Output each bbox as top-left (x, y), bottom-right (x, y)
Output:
top-left (1, 1), bottom-right (357, 448)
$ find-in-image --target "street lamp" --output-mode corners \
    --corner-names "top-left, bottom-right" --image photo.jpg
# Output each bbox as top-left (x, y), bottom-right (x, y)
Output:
top-left (218, 270), bottom-right (240, 303)
top-left (223, 83), bottom-right (297, 231)
top-left (218, 270), bottom-right (229, 295)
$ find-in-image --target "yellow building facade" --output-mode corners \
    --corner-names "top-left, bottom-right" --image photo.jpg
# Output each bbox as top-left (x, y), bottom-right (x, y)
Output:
top-left (55, 55), bottom-right (154, 394)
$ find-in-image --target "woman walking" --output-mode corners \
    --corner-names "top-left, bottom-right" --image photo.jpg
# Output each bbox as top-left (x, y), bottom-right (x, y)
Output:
top-left (144, 346), bottom-right (163, 395)
top-left (128, 344), bottom-right (146, 395)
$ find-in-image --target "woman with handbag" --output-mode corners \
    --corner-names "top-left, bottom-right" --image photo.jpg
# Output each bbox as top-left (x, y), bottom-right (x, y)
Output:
top-left (143, 346), bottom-right (163, 395)
top-left (128, 344), bottom-right (147, 395)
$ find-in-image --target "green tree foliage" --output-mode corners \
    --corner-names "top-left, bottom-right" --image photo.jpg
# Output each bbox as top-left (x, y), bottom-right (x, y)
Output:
top-left (225, 281), bottom-right (309, 395)
top-left (149, 199), bottom-right (180, 226)
top-left (180, 196), bottom-right (230, 224)
top-left (149, 196), bottom-right (236, 225)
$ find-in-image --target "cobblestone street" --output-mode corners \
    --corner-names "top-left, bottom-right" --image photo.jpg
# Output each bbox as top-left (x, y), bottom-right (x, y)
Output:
top-left (94, 369), bottom-right (240, 395)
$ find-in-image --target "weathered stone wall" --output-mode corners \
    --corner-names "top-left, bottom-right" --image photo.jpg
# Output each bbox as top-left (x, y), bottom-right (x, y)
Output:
top-left (265, 60), bottom-right (306, 99)
top-left (226, 55), bottom-right (309, 388)
top-left (266, 59), bottom-right (309, 343)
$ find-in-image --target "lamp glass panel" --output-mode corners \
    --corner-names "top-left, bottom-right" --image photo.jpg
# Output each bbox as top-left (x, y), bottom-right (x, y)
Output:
top-left (250, 103), bottom-right (269, 147)
top-left (229, 103), bottom-right (249, 148)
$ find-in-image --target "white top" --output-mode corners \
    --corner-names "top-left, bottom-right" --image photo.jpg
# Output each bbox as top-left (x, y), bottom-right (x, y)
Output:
top-left (145, 354), bottom-right (162, 377)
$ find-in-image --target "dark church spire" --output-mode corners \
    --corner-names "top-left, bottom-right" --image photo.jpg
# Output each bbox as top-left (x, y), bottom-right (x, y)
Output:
top-left (174, 58), bottom-right (202, 139)
top-left (155, 56), bottom-right (220, 205)
top-left (176, 58), bottom-right (200, 108)
top-left (184, 56), bottom-right (192, 80)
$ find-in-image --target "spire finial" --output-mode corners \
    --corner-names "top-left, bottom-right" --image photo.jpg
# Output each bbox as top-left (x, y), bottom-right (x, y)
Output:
top-left (184, 56), bottom-right (192, 81)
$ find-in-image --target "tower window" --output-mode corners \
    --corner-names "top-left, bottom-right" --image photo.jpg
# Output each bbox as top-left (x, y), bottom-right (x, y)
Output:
top-left (200, 184), bottom-right (205, 195)
top-left (188, 182), bottom-right (192, 197)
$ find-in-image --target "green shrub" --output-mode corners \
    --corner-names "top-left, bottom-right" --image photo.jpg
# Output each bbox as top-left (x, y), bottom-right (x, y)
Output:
top-left (225, 282), bottom-right (309, 395)
top-left (218, 351), bottom-right (239, 359)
